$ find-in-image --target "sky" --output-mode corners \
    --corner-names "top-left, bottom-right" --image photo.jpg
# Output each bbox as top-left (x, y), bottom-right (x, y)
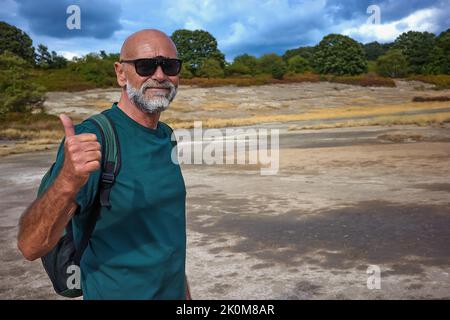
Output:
top-left (0, 0), bottom-right (449, 61)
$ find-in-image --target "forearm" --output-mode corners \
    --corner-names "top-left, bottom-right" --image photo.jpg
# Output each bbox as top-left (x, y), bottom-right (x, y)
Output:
top-left (17, 173), bottom-right (79, 261)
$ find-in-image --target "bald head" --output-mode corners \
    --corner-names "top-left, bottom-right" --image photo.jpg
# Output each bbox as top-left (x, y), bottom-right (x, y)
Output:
top-left (120, 29), bottom-right (177, 61)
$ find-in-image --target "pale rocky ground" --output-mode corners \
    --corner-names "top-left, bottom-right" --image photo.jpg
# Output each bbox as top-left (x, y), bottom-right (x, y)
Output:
top-left (43, 80), bottom-right (449, 123)
top-left (1, 81), bottom-right (450, 299)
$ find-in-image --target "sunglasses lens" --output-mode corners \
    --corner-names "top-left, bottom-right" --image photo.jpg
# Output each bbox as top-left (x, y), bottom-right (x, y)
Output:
top-left (133, 58), bottom-right (181, 76)
top-left (162, 59), bottom-right (182, 76)
top-left (135, 59), bottom-right (157, 76)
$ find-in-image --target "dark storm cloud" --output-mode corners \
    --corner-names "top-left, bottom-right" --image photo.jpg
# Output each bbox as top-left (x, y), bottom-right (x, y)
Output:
top-left (1, 0), bottom-right (448, 60)
top-left (325, 0), bottom-right (439, 21)
top-left (16, 0), bottom-right (122, 38)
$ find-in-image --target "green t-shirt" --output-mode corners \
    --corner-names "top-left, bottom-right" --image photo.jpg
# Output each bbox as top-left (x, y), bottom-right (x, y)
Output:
top-left (42, 103), bottom-right (187, 300)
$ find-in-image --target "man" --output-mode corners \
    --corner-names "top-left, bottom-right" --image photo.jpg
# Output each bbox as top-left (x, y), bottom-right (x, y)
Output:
top-left (17, 29), bottom-right (190, 300)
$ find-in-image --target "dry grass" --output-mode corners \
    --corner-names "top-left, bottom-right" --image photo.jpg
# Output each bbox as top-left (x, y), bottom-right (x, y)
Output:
top-left (0, 112), bottom-right (63, 156)
top-left (288, 112), bottom-right (450, 130)
top-left (180, 76), bottom-right (272, 87)
top-left (377, 134), bottom-right (424, 143)
top-left (407, 75), bottom-right (450, 89)
top-left (91, 99), bottom-right (114, 110)
top-left (1, 94), bottom-right (448, 157)
top-left (412, 96), bottom-right (450, 102)
top-left (325, 74), bottom-right (396, 87)
top-left (0, 140), bottom-right (58, 157)
top-left (198, 101), bottom-right (237, 111)
top-left (167, 101), bottom-right (450, 129)
top-left (179, 73), bottom-right (395, 88)
top-left (0, 128), bottom-right (61, 140)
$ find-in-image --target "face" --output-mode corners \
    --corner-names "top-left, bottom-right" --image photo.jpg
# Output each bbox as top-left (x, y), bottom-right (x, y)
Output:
top-left (115, 37), bottom-right (180, 114)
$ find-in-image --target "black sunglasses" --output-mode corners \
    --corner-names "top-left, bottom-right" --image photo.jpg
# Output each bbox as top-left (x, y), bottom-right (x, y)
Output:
top-left (120, 56), bottom-right (182, 76)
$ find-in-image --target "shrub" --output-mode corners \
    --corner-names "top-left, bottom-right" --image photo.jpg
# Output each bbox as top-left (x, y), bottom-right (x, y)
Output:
top-left (0, 51), bottom-right (44, 117)
top-left (258, 53), bottom-right (287, 79)
top-left (196, 58), bottom-right (225, 78)
top-left (69, 53), bottom-right (117, 87)
top-left (376, 49), bottom-right (409, 77)
top-left (232, 54), bottom-right (259, 75)
top-left (225, 61), bottom-right (252, 76)
top-left (287, 56), bottom-right (310, 74)
top-left (180, 63), bottom-right (194, 79)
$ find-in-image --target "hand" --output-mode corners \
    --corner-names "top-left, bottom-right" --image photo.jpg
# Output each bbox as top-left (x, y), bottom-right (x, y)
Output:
top-left (59, 114), bottom-right (101, 193)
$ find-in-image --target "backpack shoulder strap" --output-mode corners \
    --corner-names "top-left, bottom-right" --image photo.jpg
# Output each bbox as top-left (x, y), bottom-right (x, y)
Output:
top-left (86, 112), bottom-right (121, 208)
top-left (73, 111), bottom-right (121, 265)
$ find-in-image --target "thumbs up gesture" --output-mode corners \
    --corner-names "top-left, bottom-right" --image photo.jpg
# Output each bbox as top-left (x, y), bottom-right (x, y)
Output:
top-left (59, 114), bottom-right (101, 192)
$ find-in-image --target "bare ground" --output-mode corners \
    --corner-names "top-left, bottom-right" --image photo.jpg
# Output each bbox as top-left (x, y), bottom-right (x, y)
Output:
top-left (1, 80), bottom-right (450, 299)
top-left (1, 123), bottom-right (450, 299)
top-left (42, 80), bottom-right (450, 122)
top-left (2, 80), bottom-right (449, 157)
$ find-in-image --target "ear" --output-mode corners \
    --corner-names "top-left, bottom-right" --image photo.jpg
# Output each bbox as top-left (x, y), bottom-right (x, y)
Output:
top-left (114, 62), bottom-right (127, 87)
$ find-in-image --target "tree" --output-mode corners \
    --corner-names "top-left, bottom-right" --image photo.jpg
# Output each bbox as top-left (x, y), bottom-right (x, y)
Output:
top-left (69, 53), bottom-right (116, 86)
top-left (287, 56), bottom-right (310, 74)
top-left (0, 51), bottom-right (43, 117)
top-left (50, 51), bottom-right (68, 69)
top-left (258, 53), bottom-right (287, 79)
top-left (36, 44), bottom-right (52, 68)
top-left (171, 29), bottom-right (225, 76)
top-left (283, 46), bottom-right (314, 63)
top-left (431, 28), bottom-right (450, 74)
top-left (225, 61), bottom-right (251, 76)
top-left (233, 54), bottom-right (259, 75)
top-left (179, 64), bottom-right (194, 78)
top-left (376, 49), bottom-right (408, 78)
top-left (436, 29), bottom-right (450, 52)
top-left (35, 44), bottom-right (67, 69)
top-left (313, 34), bottom-right (368, 75)
top-left (393, 31), bottom-right (436, 74)
top-left (363, 41), bottom-right (392, 61)
top-left (99, 50), bottom-right (108, 59)
top-left (196, 58), bottom-right (224, 78)
top-left (0, 21), bottom-right (35, 64)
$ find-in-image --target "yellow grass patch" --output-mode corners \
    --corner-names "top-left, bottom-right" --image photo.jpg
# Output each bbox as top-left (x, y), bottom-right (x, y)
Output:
top-left (0, 128), bottom-right (62, 141)
top-left (0, 141), bottom-right (57, 157)
top-left (168, 101), bottom-right (450, 129)
top-left (91, 99), bottom-right (113, 110)
top-left (201, 101), bottom-right (237, 111)
top-left (289, 112), bottom-right (450, 130)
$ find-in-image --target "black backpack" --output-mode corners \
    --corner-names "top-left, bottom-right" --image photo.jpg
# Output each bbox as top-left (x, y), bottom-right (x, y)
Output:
top-left (38, 112), bottom-right (121, 298)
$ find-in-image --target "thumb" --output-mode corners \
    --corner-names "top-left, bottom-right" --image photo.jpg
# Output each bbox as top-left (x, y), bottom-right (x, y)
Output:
top-left (59, 114), bottom-right (75, 137)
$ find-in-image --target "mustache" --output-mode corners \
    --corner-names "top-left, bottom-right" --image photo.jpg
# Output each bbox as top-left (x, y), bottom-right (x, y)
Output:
top-left (140, 80), bottom-right (174, 91)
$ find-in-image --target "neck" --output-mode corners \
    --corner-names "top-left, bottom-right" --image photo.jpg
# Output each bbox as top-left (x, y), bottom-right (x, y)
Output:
top-left (117, 91), bottom-right (161, 129)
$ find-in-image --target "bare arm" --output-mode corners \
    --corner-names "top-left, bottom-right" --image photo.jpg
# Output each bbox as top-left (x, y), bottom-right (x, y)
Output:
top-left (17, 114), bottom-right (101, 261)
top-left (17, 174), bottom-right (79, 261)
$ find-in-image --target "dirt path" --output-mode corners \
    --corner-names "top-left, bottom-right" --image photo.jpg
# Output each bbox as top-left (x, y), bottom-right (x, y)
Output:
top-left (1, 124), bottom-right (449, 299)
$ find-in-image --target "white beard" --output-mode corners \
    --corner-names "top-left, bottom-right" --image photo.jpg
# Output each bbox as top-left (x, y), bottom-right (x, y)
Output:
top-left (126, 79), bottom-right (177, 114)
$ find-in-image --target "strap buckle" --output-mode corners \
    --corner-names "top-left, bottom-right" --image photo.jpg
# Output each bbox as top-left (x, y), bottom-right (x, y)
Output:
top-left (101, 172), bottom-right (115, 185)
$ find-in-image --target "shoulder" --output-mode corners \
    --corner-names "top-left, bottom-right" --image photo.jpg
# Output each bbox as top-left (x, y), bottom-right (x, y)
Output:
top-left (73, 115), bottom-right (107, 146)
top-left (75, 118), bottom-right (101, 136)
top-left (159, 121), bottom-right (175, 135)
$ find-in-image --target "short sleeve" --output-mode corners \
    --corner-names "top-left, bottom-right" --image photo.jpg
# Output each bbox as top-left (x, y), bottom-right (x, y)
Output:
top-left (37, 120), bottom-right (103, 217)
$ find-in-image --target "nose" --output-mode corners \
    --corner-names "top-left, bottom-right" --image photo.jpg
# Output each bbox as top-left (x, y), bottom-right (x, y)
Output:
top-left (151, 65), bottom-right (167, 82)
